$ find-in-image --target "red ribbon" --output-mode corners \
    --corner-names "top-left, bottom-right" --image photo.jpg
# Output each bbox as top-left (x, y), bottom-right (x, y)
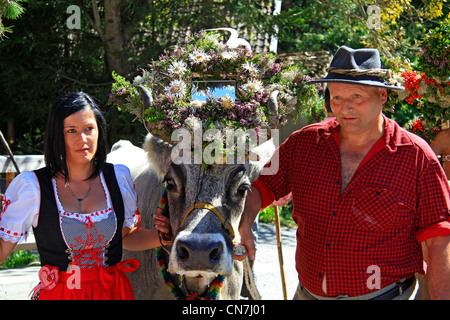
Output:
top-left (1, 194), bottom-right (11, 221)
top-left (99, 259), bottom-right (140, 299)
top-left (31, 259), bottom-right (140, 300)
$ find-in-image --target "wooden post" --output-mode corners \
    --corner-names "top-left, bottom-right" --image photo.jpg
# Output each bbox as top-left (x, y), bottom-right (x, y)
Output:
top-left (274, 205), bottom-right (288, 300)
top-left (5, 172), bottom-right (16, 190)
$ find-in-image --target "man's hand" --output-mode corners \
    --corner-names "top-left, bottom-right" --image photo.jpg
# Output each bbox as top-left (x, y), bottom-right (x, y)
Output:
top-left (234, 187), bottom-right (262, 261)
top-left (234, 223), bottom-right (256, 261)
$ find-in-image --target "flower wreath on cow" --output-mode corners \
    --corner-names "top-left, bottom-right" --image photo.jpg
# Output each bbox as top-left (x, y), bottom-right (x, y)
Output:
top-left (110, 29), bottom-right (323, 153)
top-left (109, 29), bottom-right (322, 299)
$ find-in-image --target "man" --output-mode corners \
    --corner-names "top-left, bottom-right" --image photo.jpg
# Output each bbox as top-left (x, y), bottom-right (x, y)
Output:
top-left (238, 46), bottom-right (450, 300)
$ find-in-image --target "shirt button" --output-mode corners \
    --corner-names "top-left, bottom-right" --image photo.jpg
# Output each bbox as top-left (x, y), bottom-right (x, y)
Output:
top-left (332, 211), bottom-right (337, 216)
top-left (326, 243), bottom-right (331, 248)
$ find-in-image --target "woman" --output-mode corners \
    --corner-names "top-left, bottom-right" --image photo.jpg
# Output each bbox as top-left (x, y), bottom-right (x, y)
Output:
top-left (0, 92), bottom-right (170, 299)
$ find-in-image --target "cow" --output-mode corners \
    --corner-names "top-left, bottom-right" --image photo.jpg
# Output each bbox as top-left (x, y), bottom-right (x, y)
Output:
top-left (107, 128), bottom-right (275, 300)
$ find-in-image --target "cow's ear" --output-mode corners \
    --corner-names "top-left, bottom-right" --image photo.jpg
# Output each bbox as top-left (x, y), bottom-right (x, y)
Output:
top-left (245, 138), bottom-right (277, 182)
top-left (143, 133), bottom-right (174, 180)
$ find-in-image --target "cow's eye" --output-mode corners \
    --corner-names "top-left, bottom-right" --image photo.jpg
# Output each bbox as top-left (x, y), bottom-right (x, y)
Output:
top-left (236, 183), bottom-right (251, 196)
top-left (164, 178), bottom-right (176, 190)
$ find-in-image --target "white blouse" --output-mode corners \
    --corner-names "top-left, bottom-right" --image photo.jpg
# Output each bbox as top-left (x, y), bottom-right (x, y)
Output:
top-left (0, 164), bottom-right (139, 244)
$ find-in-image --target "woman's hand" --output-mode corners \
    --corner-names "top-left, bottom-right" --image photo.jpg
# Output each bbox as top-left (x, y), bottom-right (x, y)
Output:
top-left (122, 214), bottom-right (172, 251)
top-left (153, 213), bottom-right (172, 245)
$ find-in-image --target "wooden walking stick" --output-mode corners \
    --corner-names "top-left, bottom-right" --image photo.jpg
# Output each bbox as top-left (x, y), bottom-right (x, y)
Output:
top-left (274, 205), bottom-right (288, 300)
top-left (0, 130), bottom-right (20, 174)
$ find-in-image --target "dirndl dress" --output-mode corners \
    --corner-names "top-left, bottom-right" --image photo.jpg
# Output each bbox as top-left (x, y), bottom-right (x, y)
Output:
top-left (0, 163), bottom-right (140, 300)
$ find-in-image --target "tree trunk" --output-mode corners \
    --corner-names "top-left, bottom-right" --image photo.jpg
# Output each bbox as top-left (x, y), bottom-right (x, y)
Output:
top-left (103, 0), bottom-right (129, 79)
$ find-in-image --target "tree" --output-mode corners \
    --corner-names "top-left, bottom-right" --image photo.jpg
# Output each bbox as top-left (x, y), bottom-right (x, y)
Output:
top-left (275, 0), bottom-right (449, 59)
top-left (274, 0), bottom-right (371, 53)
top-left (0, 0), bottom-right (282, 153)
top-left (1, 0), bottom-right (447, 154)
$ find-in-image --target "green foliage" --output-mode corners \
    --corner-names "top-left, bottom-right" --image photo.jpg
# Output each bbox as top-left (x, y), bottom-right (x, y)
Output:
top-left (258, 202), bottom-right (295, 227)
top-left (382, 44), bottom-right (449, 143)
top-left (417, 18), bottom-right (450, 79)
top-left (0, 0), bottom-right (25, 39)
top-left (0, 0), bottom-right (448, 154)
top-left (0, 250), bottom-right (39, 269)
top-left (292, 80), bottom-right (326, 124)
top-left (0, 1), bottom-right (136, 153)
top-left (276, 0), bottom-right (368, 53)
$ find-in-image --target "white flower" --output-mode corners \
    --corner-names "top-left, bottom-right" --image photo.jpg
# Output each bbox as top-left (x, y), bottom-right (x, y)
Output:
top-left (133, 75), bottom-right (144, 86)
top-left (221, 51), bottom-right (238, 60)
top-left (164, 80), bottom-right (187, 98)
top-left (184, 115), bottom-right (203, 133)
top-left (242, 61), bottom-right (259, 74)
top-left (189, 49), bottom-right (211, 64)
top-left (190, 99), bottom-right (205, 109)
top-left (220, 94), bottom-right (234, 109)
top-left (243, 79), bottom-right (264, 93)
top-left (281, 70), bottom-right (297, 82)
top-left (168, 61), bottom-right (188, 75)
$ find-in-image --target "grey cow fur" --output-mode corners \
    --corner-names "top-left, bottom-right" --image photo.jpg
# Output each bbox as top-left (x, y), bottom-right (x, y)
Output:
top-left (107, 134), bottom-right (273, 299)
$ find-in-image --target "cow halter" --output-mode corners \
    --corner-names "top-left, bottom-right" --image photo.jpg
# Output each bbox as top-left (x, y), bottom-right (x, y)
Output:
top-left (157, 187), bottom-right (235, 253)
top-left (180, 202), bottom-right (235, 239)
top-left (155, 187), bottom-right (227, 300)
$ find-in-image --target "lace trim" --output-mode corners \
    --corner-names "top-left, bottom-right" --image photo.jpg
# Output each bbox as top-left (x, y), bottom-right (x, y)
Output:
top-left (52, 173), bottom-right (113, 223)
top-left (59, 207), bottom-right (114, 223)
top-left (124, 208), bottom-right (140, 229)
top-left (0, 227), bottom-right (27, 243)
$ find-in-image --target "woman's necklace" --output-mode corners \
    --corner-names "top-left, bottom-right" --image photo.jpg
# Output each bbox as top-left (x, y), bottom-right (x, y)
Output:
top-left (66, 180), bottom-right (93, 213)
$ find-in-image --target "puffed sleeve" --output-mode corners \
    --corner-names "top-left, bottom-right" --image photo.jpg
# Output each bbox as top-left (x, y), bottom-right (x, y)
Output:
top-left (0, 172), bottom-right (40, 243)
top-left (113, 164), bottom-right (140, 230)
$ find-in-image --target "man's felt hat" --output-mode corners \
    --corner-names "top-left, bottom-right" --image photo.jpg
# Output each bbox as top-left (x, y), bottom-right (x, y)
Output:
top-left (306, 46), bottom-right (404, 90)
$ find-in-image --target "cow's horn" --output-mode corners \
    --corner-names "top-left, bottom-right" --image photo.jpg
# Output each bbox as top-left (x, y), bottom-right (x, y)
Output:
top-left (137, 85), bottom-right (154, 133)
top-left (267, 90), bottom-right (279, 129)
top-left (138, 85), bottom-right (175, 144)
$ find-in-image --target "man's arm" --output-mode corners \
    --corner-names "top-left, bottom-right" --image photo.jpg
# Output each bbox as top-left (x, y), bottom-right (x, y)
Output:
top-left (236, 187), bottom-right (262, 261)
top-left (424, 235), bottom-right (450, 299)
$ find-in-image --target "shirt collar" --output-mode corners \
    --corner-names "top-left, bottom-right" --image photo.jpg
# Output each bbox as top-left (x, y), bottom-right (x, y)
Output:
top-left (318, 114), bottom-right (415, 153)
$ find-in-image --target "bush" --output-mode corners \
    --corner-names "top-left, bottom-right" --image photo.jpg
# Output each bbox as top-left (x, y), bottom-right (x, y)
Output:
top-left (0, 250), bottom-right (39, 269)
top-left (258, 202), bottom-right (295, 227)
top-left (418, 18), bottom-right (450, 80)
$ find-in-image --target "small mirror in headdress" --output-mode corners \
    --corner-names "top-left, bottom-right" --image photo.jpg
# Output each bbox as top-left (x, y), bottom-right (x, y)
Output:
top-left (191, 80), bottom-right (236, 103)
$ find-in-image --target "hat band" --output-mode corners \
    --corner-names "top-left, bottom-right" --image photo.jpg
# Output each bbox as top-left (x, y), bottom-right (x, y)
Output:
top-left (326, 67), bottom-right (392, 79)
top-left (326, 67), bottom-right (403, 88)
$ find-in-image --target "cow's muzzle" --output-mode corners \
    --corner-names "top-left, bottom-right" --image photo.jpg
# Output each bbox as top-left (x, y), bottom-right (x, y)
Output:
top-left (169, 232), bottom-right (233, 277)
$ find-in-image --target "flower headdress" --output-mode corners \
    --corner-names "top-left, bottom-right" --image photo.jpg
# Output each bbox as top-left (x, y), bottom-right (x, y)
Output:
top-left (109, 30), bottom-right (323, 154)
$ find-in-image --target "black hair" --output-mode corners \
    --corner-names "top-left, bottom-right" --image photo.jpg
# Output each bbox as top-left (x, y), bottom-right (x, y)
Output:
top-left (44, 92), bottom-right (107, 181)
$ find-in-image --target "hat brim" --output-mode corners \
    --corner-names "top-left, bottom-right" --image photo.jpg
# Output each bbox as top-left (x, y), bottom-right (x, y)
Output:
top-left (305, 78), bottom-right (405, 91)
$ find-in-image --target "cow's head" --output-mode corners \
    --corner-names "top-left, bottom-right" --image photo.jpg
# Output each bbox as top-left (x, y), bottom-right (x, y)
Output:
top-left (139, 85), bottom-right (276, 295)
top-left (144, 133), bottom-right (274, 294)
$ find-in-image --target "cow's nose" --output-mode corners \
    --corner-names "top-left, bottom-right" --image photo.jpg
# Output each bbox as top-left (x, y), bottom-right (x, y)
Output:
top-left (176, 237), bottom-right (223, 264)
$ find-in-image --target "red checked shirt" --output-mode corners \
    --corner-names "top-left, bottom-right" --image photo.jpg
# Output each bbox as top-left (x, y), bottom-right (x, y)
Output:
top-left (253, 116), bottom-right (450, 297)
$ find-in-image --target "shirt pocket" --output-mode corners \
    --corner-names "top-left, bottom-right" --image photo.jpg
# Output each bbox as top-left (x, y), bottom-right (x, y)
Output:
top-left (352, 187), bottom-right (413, 232)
